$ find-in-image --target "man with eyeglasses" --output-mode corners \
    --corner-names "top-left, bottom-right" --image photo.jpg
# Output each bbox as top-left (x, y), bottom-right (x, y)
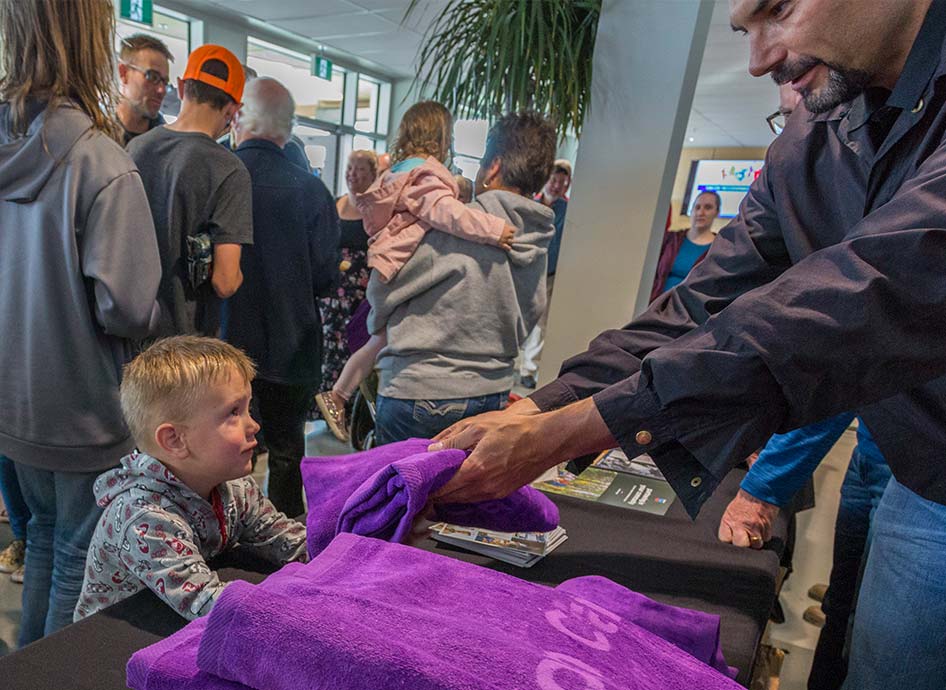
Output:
top-left (117, 34), bottom-right (173, 146)
top-left (766, 83), bottom-right (802, 135)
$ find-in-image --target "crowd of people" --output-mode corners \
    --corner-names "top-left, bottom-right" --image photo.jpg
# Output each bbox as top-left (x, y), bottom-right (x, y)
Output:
top-left (3, 1), bottom-right (946, 689)
top-left (0, 0), bottom-right (567, 649)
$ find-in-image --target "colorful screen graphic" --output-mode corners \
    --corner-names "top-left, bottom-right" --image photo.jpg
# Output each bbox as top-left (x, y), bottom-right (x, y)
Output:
top-left (682, 159), bottom-right (765, 219)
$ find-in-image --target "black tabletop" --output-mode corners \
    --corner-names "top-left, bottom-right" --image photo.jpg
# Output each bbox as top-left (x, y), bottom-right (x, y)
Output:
top-left (0, 467), bottom-right (786, 689)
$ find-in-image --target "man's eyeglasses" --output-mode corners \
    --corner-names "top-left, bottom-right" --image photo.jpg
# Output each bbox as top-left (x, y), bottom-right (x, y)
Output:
top-left (122, 62), bottom-right (170, 90)
top-left (766, 110), bottom-right (787, 136)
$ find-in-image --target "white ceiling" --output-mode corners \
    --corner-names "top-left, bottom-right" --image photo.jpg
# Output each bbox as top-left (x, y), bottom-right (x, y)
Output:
top-left (179, 0), bottom-right (778, 148)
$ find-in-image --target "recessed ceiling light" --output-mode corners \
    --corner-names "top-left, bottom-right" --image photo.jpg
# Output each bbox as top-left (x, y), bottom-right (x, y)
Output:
top-left (688, 137), bottom-right (695, 142)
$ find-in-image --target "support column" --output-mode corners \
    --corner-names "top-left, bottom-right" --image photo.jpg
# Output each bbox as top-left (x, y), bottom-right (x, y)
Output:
top-left (537, 0), bottom-right (713, 386)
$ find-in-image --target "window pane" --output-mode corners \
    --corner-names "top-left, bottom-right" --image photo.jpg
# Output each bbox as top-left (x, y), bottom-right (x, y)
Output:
top-left (296, 123), bottom-right (339, 195)
top-left (116, 8), bottom-right (189, 82)
top-left (454, 119), bottom-right (489, 160)
top-left (247, 38), bottom-right (344, 125)
top-left (355, 77), bottom-right (380, 133)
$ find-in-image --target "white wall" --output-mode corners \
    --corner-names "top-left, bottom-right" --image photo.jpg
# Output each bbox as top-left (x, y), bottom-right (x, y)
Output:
top-left (537, 0), bottom-right (715, 386)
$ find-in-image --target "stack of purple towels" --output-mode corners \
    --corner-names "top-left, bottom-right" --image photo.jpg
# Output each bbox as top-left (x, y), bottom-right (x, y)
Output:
top-left (128, 533), bottom-right (741, 690)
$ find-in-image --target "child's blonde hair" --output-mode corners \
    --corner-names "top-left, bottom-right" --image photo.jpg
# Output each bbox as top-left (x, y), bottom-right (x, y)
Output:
top-left (390, 100), bottom-right (453, 165)
top-left (121, 336), bottom-right (256, 450)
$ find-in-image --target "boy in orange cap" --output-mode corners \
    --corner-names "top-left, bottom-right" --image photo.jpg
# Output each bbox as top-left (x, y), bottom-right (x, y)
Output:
top-left (128, 44), bottom-right (254, 337)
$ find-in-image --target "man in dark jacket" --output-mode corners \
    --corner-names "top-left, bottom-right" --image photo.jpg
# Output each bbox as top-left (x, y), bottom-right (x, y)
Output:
top-left (227, 77), bottom-right (339, 517)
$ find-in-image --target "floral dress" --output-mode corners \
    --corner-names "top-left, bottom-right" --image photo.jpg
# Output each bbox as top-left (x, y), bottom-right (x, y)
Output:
top-left (311, 216), bottom-right (370, 418)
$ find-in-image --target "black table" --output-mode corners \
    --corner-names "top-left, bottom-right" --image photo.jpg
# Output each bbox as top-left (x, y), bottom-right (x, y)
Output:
top-left (0, 468), bottom-right (787, 689)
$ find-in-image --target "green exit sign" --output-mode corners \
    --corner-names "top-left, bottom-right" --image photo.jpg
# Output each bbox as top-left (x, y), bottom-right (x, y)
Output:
top-left (312, 55), bottom-right (333, 81)
top-left (120, 0), bottom-right (153, 24)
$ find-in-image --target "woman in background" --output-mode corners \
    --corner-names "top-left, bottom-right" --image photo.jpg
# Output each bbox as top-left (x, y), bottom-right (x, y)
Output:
top-left (649, 190), bottom-right (720, 301)
top-left (0, 0), bottom-right (161, 643)
top-left (315, 150), bottom-right (378, 428)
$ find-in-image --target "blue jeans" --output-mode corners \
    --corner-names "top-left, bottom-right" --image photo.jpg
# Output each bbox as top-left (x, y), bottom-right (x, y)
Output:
top-left (842, 478), bottom-right (946, 690)
top-left (0, 455), bottom-right (30, 541)
top-left (809, 446), bottom-right (891, 690)
top-left (374, 392), bottom-right (508, 445)
top-left (13, 462), bottom-right (103, 646)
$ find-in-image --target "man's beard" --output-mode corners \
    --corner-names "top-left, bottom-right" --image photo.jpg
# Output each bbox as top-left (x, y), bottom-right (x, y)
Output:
top-left (772, 56), bottom-right (872, 114)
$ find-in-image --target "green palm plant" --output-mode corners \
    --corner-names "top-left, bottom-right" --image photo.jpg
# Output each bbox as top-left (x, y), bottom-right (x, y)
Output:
top-left (404, 0), bottom-right (601, 139)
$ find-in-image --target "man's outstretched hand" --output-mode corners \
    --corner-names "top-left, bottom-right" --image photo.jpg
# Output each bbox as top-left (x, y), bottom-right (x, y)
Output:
top-left (429, 397), bottom-right (616, 505)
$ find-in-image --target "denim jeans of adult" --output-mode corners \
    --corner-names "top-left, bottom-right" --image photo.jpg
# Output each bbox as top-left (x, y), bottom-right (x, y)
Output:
top-left (0, 455), bottom-right (31, 541)
top-left (12, 462), bottom-right (103, 646)
top-left (253, 378), bottom-right (313, 519)
top-left (808, 446), bottom-right (891, 690)
top-left (841, 478), bottom-right (946, 690)
top-left (374, 392), bottom-right (508, 446)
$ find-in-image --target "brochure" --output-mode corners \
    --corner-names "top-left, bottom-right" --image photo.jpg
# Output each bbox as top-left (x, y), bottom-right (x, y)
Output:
top-left (429, 523), bottom-right (567, 568)
top-left (534, 460), bottom-right (676, 516)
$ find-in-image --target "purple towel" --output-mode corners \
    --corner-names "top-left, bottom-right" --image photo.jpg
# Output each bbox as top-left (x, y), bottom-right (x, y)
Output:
top-left (302, 438), bottom-right (559, 557)
top-left (555, 577), bottom-right (737, 679)
top-left (196, 533), bottom-right (743, 690)
top-left (126, 616), bottom-right (249, 690)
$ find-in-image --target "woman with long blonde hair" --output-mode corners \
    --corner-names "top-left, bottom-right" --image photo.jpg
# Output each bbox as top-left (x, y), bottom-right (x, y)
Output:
top-left (0, 0), bottom-right (161, 644)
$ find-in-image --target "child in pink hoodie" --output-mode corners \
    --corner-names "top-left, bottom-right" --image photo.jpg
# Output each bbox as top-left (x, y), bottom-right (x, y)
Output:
top-left (316, 101), bottom-right (515, 441)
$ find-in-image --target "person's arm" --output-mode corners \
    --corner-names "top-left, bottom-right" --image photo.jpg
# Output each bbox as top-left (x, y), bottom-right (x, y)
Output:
top-left (118, 510), bottom-right (227, 620)
top-left (308, 180), bottom-right (341, 300)
top-left (740, 412), bottom-right (855, 507)
top-left (211, 243), bottom-right (242, 297)
top-left (207, 166), bottom-right (253, 298)
top-left (80, 171), bottom-right (162, 338)
top-left (718, 412), bottom-right (854, 549)
top-left (404, 172), bottom-right (511, 247)
top-left (440, 139), bottom-right (946, 518)
top-left (235, 484), bottom-right (308, 565)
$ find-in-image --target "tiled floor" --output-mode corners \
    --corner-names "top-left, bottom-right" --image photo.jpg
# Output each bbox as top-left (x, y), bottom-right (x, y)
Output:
top-left (0, 421), bottom-right (855, 689)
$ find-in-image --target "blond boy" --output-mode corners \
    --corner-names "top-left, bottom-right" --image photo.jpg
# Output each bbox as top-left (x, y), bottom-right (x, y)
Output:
top-left (74, 337), bottom-right (306, 622)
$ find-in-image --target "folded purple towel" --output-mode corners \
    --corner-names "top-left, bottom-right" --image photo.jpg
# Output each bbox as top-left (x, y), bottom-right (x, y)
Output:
top-left (555, 577), bottom-right (738, 679)
top-left (302, 438), bottom-right (559, 556)
top-left (126, 616), bottom-right (249, 690)
top-left (197, 533), bottom-right (742, 690)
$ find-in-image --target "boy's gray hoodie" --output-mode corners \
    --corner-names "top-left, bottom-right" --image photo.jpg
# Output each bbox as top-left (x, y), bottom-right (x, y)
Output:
top-left (0, 102), bottom-right (162, 471)
top-left (367, 190), bottom-right (554, 399)
top-left (74, 451), bottom-right (306, 622)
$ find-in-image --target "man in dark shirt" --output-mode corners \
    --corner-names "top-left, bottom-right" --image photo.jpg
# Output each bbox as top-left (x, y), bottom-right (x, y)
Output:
top-left (433, 1), bottom-right (946, 687)
top-left (117, 34), bottom-right (172, 146)
top-left (227, 77), bottom-right (339, 517)
top-left (129, 45), bottom-right (252, 337)
top-left (519, 160), bottom-right (571, 388)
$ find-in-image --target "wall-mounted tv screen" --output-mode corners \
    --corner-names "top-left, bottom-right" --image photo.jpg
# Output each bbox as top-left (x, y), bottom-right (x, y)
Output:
top-left (681, 159), bottom-right (765, 219)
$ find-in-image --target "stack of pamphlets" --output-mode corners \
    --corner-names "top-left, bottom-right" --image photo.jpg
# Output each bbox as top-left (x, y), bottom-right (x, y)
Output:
top-left (429, 522), bottom-right (567, 568)
top-left (533, 449), bottom-right (677, 516)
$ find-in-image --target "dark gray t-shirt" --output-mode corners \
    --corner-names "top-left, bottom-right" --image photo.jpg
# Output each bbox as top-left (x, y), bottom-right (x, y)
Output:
top-left (129, 127), bottom-right (252, 336)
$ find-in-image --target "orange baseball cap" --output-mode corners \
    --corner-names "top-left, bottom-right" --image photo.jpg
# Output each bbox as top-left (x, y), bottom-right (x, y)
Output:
top-left (182, 44), bottom-right (245, 103)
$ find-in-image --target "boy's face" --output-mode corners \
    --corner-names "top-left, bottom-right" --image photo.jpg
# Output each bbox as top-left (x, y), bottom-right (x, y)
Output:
top-left (181, 368), bottom-right (258, 486)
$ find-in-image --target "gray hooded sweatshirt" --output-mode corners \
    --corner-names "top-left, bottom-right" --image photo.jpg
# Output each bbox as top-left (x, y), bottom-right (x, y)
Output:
top-left (0, 102), bottom-right (162, 471)
top-left (74, 451), bottom-right (306, 622)
top-left (367, 190), bottom-right (554, 399)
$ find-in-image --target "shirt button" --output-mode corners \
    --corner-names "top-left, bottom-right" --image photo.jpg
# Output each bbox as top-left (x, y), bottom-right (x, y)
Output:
top-left (635, 430), bottom-right (653, 445)
top-left (690, 476), bottom-right (703, 488)
top-left (912, 97), bottom-right (924, 114)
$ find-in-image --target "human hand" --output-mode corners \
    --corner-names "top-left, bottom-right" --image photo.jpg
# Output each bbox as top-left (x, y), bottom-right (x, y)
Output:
top-left (429, 397), bottom-right (540, 450)
top-left (717, 488), bottom-right (779, 549)
top-left (431, 397), bottom-right (614, 505)
top-left (431, 412), bottom-right (557, 504)
top-left (499, 224), bottom-right (516, 251)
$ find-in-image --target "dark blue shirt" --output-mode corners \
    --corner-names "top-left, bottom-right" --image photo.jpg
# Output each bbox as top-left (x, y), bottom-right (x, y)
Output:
top-left (532, 0), bottom-right (946, 517)
top-left (227, 139), bottom-right (339, 385)
top-left (544, 197), bottom-right (568, 276)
